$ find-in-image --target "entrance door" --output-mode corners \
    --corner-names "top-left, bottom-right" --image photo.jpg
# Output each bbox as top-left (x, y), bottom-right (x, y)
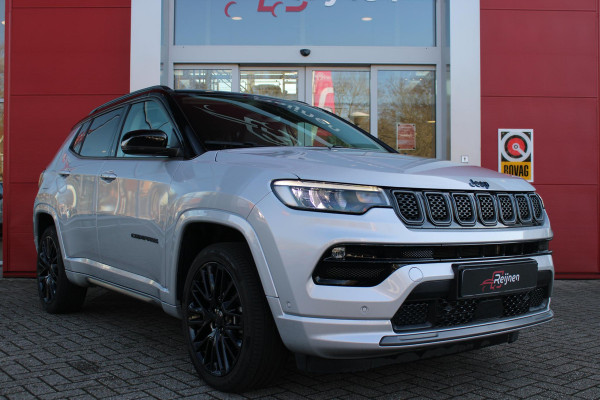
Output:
top-left (173, 65), bottom-right (437, 158)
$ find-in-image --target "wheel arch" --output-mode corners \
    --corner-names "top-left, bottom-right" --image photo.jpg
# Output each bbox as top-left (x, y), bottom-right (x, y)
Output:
top-left (33, 205), bottom-right (62, 253)
top-left (168, 210), bottom-right (278, 311)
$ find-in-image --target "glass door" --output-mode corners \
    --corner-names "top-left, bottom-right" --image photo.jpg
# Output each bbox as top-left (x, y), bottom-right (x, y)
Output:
top-left (239, 68), bottom-right (304, 101)
top-left (306, 68), bottom-right (371, 133)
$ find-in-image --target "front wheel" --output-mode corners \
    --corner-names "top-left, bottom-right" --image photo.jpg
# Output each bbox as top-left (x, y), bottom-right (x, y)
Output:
top-left (36, 226), bottom-right (87, 313)
top-left (182, 243), bottom-right (288, 392)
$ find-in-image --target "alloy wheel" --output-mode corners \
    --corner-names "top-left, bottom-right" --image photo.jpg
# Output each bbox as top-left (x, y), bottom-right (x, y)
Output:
top-left (186, 261), bottom-right (244, 376)
top-left (37, 235), bottom-right (60, 304)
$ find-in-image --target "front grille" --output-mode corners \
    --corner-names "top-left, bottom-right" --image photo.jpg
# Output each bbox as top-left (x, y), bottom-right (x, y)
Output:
top-left (391, 190), bottom-right (544, 228)
top-left (476, 194), bottom-right (497, 225)
top-left (452, 194), bottom-right (476, 226)
top-left (392, 303), bottom-right (429, 326)
top-left (392, 286), bottom-right (549, 332)
top-left (437, 298), bottom-right (479, 326)
top-left (425, 193), bottom-right (451, 225)
top-left (497, 194), bottom-right (517, 224)
top-left (394, 191), bottom-right (423, 224)
top-left (529, 194), bottom-right (543, 221)
top-left (515, 194), bottom-right (532, 223)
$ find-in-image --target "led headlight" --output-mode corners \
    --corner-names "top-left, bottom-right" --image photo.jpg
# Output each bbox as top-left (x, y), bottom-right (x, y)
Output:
top-left (272, 180), bottom-right (390, 214)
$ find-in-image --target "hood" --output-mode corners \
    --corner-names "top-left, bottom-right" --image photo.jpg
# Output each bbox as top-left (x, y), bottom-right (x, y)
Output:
top-left (214, 147), bottom-right (534, 192)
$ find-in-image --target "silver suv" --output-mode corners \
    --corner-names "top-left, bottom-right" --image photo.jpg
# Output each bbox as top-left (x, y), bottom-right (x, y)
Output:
top-left (34, 86), bottom-right (554, 392)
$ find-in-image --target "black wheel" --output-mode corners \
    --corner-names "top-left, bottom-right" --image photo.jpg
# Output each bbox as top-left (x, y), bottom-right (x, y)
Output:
top-left (182, 243), bottom-right (288, 392)
top-left (37, 226), bottom-right (87, 313)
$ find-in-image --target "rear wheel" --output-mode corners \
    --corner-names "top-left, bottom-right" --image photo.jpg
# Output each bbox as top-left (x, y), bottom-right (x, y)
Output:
top-left (37, 226), bottom-right (87, 313)
top-left (182, 243), bottom-right (287, 392)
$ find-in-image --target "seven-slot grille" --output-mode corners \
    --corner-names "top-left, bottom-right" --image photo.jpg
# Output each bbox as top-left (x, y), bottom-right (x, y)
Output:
top-left (391, 190), bottom-right (544, 228)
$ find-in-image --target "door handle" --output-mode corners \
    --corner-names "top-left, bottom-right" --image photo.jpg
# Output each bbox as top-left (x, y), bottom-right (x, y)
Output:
top-left (58, 170), bottom-right (71, 177)
top-left (100, 172), bottom-right (117, 182)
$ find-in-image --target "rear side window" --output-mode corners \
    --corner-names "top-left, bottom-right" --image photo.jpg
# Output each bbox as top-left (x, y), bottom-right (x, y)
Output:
top-left (71, 121), bottom-right (91, 154)
top-left (78, 108), bottom-right (123, 157)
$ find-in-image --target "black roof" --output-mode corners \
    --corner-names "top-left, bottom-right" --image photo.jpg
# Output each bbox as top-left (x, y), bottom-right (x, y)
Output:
top-left (90, 86), bottom-right (307, 116)
top-left (90, 85), bottom-right (173, 115)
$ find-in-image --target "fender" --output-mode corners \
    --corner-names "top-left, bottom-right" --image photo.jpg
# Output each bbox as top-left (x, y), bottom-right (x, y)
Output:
top-left (167, 209), bottom-right (279, 307)
top-left (33, 204), bottom-right (64, 261)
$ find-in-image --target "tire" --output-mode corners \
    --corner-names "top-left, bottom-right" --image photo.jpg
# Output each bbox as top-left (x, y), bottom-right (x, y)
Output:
top-left (36, 226), bottom-right (87, 313)
top-left (182, 243), bottom-right (288, 392)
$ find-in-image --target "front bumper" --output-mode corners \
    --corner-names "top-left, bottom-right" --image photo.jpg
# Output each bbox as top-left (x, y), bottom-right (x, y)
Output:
top-left (250, 193), bottom-right (554, 357)
top-left (269, 296), bottom-right (552, 358)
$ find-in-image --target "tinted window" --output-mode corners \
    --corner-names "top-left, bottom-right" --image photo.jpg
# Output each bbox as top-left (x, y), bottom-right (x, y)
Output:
top-left (174, 94), bottom-right (387, 151)
top-left (79, 109), bottom-right (123, 157)
top-left (117, 101), bottom-right (180, 157)
top-left (70, 121), bottom-right (90, 155)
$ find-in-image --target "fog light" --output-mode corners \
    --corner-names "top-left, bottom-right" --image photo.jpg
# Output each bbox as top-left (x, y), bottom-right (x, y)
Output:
top-left (331, 246), bottom-right (346, 259)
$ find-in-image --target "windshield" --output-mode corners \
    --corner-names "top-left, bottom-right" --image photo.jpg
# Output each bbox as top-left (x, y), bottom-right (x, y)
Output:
top-left (174, 93), bottom-right (389, 152)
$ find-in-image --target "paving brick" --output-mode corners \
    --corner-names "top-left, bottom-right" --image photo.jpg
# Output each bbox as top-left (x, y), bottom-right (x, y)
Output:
top-left (1, 279), bottom-right (599, 399)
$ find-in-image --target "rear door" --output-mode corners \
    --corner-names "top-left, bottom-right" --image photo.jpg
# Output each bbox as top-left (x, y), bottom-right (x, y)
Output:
top-left (57, 109), bottom-right (124, 263)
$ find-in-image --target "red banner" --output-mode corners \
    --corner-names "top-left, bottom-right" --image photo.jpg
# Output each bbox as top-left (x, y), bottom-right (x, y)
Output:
top-left (313, 71), bottom-right (335, 113)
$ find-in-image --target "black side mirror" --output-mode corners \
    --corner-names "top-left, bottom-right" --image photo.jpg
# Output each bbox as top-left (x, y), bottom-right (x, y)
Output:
top-left (121, 130), bottom-right (179, 157)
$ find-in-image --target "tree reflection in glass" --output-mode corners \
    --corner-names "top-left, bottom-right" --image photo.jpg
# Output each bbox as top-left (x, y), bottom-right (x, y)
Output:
top-left (311, 71), bottom-right (370, 133)
top-left (378, 71), bottom-right (436, 158)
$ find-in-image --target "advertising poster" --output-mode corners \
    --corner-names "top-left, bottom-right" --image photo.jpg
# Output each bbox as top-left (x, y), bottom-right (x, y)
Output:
top-left (498, 129), bottom-right (533, 182)
top-left (397, 123), bottom-right (416, 151)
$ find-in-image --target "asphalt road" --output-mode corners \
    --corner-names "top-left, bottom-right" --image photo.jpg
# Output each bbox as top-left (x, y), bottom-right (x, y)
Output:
top-left (0, 279), bottom-right (598, 400)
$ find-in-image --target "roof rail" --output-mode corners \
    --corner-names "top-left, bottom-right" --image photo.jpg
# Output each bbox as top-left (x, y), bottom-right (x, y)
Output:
top-left (89, 85), bottom-right (173, 115)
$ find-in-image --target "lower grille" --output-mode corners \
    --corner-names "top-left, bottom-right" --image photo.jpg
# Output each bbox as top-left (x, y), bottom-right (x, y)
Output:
top-left (392, 287), bottom-right (548, 332)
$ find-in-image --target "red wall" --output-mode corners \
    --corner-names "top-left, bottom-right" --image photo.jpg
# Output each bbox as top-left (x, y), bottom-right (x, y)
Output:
top-left (481, 0), bottom-right (600, 278)
top-left (3, 0), bottom-right (131, 277)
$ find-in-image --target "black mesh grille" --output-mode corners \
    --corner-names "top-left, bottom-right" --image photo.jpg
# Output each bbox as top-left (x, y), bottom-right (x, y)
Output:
top-left (529, 195), bottom-right (543, 220)
top-left (437, 299), bottom-right (478, 326)
top-left (393, 191), bottom-right (423, 224)
top-left (313, 262), bottom-right (395, 286)
top-left (425, 193), bottom-right (451, 224)
top-left (529, 287), bottom-right (546, 307)
top-left (393, 303), bottom-right (429, 327)
top-left (453, 194), bottom-right (475, 225)
top-left (515, 195), bottom-right (532, 222)
top-left (477, 194), bottom-right (497, 224)
top-left (392, 287), bottom-right (550, 331)
top-left (497, 194), bottom-right (516, 223)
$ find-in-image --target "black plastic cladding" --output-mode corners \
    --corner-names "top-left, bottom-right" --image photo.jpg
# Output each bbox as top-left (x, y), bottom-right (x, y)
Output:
top-left (391, 190), bottom-right (544, 229)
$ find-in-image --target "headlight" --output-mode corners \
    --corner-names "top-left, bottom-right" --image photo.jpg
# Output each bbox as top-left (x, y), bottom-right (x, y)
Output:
top-left (272, 180), bottom-right (390, 214)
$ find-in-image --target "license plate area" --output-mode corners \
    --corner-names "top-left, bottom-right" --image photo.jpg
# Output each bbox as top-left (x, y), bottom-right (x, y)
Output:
top-left (456, 260), bottom-right (538, 299)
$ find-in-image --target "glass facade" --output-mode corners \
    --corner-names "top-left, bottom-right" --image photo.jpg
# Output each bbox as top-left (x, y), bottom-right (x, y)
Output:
top-left (174, 69), bottom-right (232, 91)
top-left (310, 70), bottom-right (370, 133)
top-left (377, 70), bottom-right (436, 158)
top-left (240, 70), bottom-right (298, 100)
top-left (169, 0), bottom-right (449, 159)
top-left (174, 0), bottom-right (435, 47)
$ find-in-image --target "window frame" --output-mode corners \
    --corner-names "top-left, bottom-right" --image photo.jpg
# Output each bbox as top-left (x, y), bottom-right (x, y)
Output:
top-left (111, 97), bottom-right (186, 159)
top-left (69, 107), bottom-right (125, 159)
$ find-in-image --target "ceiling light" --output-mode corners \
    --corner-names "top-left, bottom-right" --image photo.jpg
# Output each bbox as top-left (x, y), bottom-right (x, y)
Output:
top-left (361, 17), bottom-right (372, 21)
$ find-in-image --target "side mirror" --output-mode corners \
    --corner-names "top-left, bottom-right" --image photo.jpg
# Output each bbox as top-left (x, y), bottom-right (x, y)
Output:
top-left (121, 130), bottom-right (179, 157)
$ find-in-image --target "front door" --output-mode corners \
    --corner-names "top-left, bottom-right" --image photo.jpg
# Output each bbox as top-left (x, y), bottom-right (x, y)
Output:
top-left (96, 100), bottom-right (183, 297)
